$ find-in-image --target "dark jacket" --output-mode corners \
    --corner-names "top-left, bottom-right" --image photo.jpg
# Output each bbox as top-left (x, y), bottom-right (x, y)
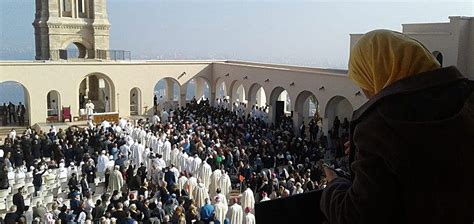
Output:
top-left (321, 66), bottom-right (474, 224)
top-left (12, 192), bottom-right (25, 215)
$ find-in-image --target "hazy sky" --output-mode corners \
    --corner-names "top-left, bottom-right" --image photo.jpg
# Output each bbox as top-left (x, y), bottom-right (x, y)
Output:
top-left (0, 0), bottom-right (472, 68)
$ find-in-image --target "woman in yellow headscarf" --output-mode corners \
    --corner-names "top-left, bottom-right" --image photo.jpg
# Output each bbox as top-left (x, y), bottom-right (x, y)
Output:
top-left (321, 30), bottom-right (474, 224)
top-left (348, 29), bottom-right (440, 97)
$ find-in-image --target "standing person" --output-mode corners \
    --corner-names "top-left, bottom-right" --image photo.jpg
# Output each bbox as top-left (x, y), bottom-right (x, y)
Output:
top-left (33, 166), bottom-right (47, 196)
top-left (321, 30), bottom-right (474, 224)
top-left (8, 102), bottom-right (16, 124)
top-left (226, 198), bottom-right (243, 224)
top-left (213, 196), bottom-right (228, 224)
top-left (243, 207), bottom-right (255, 224)
top-left (12, 187), bottom-right (25, 216)
top-left (332, 116), bottom-right (340, 138)
top-left (18, 102), bottom-right (26, 126)
top-left (85, 100), bottom-right (94, 119)
top-left (104, 96), bottom-right (110, 112)
top-left (200, 198), bottom-right (215, 224)
top-left (109, 165), bottom-right (124, 192)
top-left (240, 186), bottom-right (255, 212)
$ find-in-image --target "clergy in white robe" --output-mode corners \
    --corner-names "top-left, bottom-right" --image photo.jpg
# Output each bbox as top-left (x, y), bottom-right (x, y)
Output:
top-left (97, 151), bottom-right (109, 180)
top-left (85, 100), bottom-right (94, 116)
top-left (244, 207), bottom-right (256, 224)
top-left (186, 156), bottom-right (195, 175)
top-left (197, 161), bottom-right (212, 190)
top-left (216, 189), bottom-right (228, 207)
top-left (156, 138), bottom-right (164, 156)
top-left (186, 175), bottom-right (198, 199)
top-left (227, 198), bottom-right (244, 224)
top-left (109, 166), bottom-right (124, 192)
top-left (209, 169), bottom-right (222, 200)
top-left (178, 175), bottom-right (188, 192)
top-left (170, 145), bottom-right (179, 167)
top-left (179, 151), bottom-right (189, 173)
top-left (130, 142), bottom-right (144, 167)
top-left (218, 171), bottom-right (232, 199)
top-left (146, 132), bottom-right (153, 149)
top-left (163, 139), bottom-right (172, 166)
top-left (190, 155), bottom-right (202, 177)
top-left (139, 129), bottom-right (147, 145)
top-left (240, 187), bottom-right (255, 212)
top-left (193, 182), bottom-right (209, 209)
top-left (214, 196), bottom-right (228, 224)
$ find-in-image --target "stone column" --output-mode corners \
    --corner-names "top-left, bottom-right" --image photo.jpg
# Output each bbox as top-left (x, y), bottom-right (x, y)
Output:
top-left (194, 78), bottom-right (205, 100)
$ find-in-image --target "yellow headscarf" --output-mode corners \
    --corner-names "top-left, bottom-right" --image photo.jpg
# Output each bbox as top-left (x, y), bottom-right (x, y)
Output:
top-left (348, 29), bottom-right (440, 95)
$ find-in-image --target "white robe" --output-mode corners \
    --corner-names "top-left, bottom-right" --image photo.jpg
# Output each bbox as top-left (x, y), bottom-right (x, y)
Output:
top-left (57, 164), bottom-right (68, 180)
top-left (227, 203), bottom-right (244, 224)
top-left (179, 152), bottom-right (189, 173)
top-left (197, 161), bottom-right (212, 190)
top-left (193, 183), bottom-right (209, 209)
top-left (178, 176), bottom-right (188, 192)
top-left (131, 143), bottom-right (144, 166)
top-left (217, 193), bottom-right (228, 207)
top-left (190, 157), bottom-right (202, 177)
top-left (109, 170), bottom-right (124, 192)
top-left (240, 188), bottom-right (255, 211)
top-left (214, 201), bottom-right (228, 224)
top-left (163, 140), bottom-right (172, 165)
top-left (139, 130), bottom-right (147, 145)
top-left (186, 176), bottom-right (198, 199)
top-left (157, 139), bottom-right (164, 155)
top-left (97, 154), bottom-right (109, 174)
top-left (218, 173), bottom-right (232, 199)
top-left (170, 147), bottom-right (179, 166)
top-left (244, 213), bottom-right (256, 224)
top-left (209, 170), bottom-right (222, 200)
top-left (186, 157), bottom-right (195, 175)
top-left (85, 102), bottom-right (94, 115)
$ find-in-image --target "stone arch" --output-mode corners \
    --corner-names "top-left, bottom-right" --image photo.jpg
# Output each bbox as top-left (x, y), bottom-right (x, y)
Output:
top-left (130, 87), bottom-right (142, 116)
top-left (61, 38), bottom-right (93, 59)
top-left (324, 95), bottom-right (353, 137)
top-left (185, 76), bottom-right (211, 101)
top-left (0, 81), bottom-right (31, 126)
top-left (154, 77), bottom-right (181, 111)
top-left (65, 42), bottom-right (88, 58)
top-left (294, 90), bottom-right (320, 136)
top-left (269, 86), bottom-right (291, 125)
top-left (215, 77), bottom-right (228, 100)
top-left (47, 90), bottom-right (61, 120)
top-left (247, 83), bottom-right (267, 108)
top-left (78, 72), bottom-right (116, 114)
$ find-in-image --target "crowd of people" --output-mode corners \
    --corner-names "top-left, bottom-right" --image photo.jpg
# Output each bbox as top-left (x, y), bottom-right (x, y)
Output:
top-left (0, 97), bottom-right (349, 224)
top-left (1, 102), bottom-right (27, 126)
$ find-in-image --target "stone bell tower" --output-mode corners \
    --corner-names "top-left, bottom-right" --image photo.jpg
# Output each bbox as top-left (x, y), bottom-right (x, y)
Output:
top-left (33, 0), bottom-right (110, 60)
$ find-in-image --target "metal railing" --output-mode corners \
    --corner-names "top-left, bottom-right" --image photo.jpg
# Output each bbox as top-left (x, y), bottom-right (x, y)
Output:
top-left (49, 49), bottom-right (132, 61)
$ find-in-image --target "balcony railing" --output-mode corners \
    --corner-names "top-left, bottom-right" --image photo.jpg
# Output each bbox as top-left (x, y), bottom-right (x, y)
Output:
top-left (49, 49), bottom-right (132, 61)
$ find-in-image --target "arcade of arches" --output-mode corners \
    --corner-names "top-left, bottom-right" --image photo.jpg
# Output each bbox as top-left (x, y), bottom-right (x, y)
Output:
top-left (0, 61), bottom-right (365, 135)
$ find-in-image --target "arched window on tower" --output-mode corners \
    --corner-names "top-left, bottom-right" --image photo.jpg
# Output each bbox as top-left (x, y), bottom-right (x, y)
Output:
top-left (63, 0), bottom-right (72, 17)
top-left (78, 0), bottom-right (88, 18)
top-left (432, 51), bottom-right (443, 67)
